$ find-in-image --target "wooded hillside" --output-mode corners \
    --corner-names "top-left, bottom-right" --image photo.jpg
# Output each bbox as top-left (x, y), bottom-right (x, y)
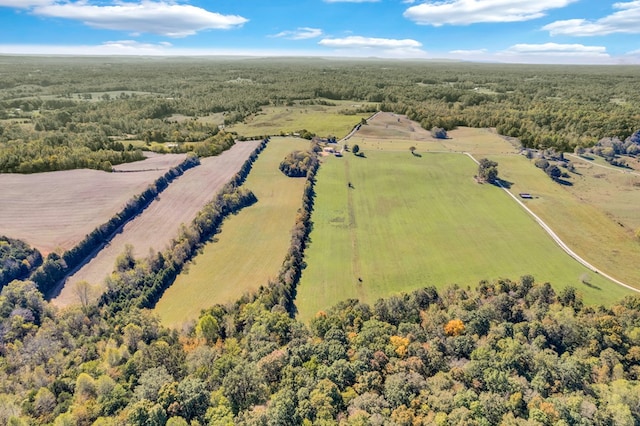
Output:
top-left (1, 276), bottom-right (639, 424)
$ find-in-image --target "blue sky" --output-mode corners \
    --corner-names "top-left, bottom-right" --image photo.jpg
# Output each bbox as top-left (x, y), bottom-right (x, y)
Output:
top-left (0, 0), bottom-right (638, 64)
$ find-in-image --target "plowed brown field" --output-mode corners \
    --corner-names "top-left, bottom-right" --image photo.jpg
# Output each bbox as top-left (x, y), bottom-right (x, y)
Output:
top-left (52, 140), bottom-right (261, 306)
top-left (0, 152), bottom-right (187, 255)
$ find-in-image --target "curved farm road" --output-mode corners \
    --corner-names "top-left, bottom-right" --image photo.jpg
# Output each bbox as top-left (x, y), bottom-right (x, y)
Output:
top-left (465, 152), bottom-right (640, 294)
top-left (52, 140), bottom-right (261, 307)
top-left (567, 153), bottom-right (640, 177)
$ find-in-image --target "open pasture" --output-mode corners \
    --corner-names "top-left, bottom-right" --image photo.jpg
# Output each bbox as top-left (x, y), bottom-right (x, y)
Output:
top-left (496, 154), bottom-right (640, 287)
top-left (347, 112), bottom-right (518, 156)
top-left (52, 141), bottom-right (260, 307)
top-left (154, 137), bottom-right (308, 328)
top-left (565, 156), bottom-right (640, 231)
top-left (0, 152), bottom-right (186, 255)
top-left (296, 151), bottom-right (630, 321)
top-left (227, 101), bottom-right (373, 138)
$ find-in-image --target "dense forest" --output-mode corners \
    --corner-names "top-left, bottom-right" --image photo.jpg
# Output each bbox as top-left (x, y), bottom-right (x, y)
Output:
top-left (0, 236), bottom-right (42, 288)
top-left (2, 57), bottom-right (640, 173)
top-left (2, 276), bottom-right (640, 425)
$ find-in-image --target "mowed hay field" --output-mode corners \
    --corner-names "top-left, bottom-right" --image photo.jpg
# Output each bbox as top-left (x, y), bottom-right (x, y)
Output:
top-left (565, 154), bottom-right (640, 231)
top-left (52, 141), bottom-right (260, 307)
top-left (0, 152), bottom-right (186, 255)
top-left (347, 112), bottom-right (520, 156)
top-left (496, 154), bottom-right (640, 288)
top-left (227, 102), bottom-right (373, 138)
top-left (296, 151), bottom-right (631, 322)
top-left (154, 137), bottom-right (308, 328)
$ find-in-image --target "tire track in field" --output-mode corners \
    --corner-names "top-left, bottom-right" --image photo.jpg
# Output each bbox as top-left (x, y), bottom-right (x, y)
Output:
top-left (344, 156), bottom-right (364, 295)
top-left (566, 153), bottom-right (640, 177)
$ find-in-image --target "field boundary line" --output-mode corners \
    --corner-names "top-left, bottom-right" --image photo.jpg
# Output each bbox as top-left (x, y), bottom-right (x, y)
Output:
top-left (340, 111), bottom-right (381, 142)
top-left (464, 152), bottom-right (640, 294)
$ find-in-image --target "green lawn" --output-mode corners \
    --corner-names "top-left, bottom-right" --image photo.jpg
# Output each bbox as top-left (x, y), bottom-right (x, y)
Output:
top-left (296, 151), bottom-right (631, 322)
top-left (154, 137), bottom-right (308, 328)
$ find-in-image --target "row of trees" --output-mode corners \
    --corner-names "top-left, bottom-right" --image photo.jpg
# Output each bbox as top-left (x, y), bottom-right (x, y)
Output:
top-left (99, 139), bottom-right (268, 313)
top-left (30, 155), bottom-right (201, 295)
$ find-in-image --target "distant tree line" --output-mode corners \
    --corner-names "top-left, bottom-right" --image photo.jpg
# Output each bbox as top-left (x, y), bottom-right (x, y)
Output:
top-left (4, 59), bottom-right (640, 171)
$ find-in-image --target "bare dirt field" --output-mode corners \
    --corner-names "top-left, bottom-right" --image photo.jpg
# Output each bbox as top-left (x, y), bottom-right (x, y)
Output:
top-left (0, 152), bottom-right (186, 255)
top-left (52, 140), bottom-right (261, 307)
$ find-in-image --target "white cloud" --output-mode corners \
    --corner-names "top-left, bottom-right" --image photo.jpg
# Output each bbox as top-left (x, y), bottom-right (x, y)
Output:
top-left (319, 36), bottom-right (422, 49)
top-left (495, 43), bottom-right (611, 63)
top-left (0, 0), bottom-right (52, 7)
top-left (0, 42), bottom-right (316, 57)
top-left (504, 43), bottom-right (608, 56)
top-left (272, 27), bottom-right (323, 40)
top-left (543, 1), bottom-right (640, 36)
top-left (318, 36), bottom-right (426, 58)
top-left (0, 41), bottom-right (632, 64)
top-left (449, 48), bottom-right (488, 55)
top-left (99, 40), bottom-right (172, 53)
top-left (404, 0), bottom-right (577, 26)
top-left (25, 1), bottom-right (247, 37)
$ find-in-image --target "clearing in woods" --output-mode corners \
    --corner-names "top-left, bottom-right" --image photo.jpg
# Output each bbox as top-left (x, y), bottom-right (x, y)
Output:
top-left (154, 137), bottom-right (308, 328)
top-left (226, 101), bottom-right (374, 138)
top-left (0, 152), bottom-right (187, 255)
top-left (51, 141), bottom-right (260, 307)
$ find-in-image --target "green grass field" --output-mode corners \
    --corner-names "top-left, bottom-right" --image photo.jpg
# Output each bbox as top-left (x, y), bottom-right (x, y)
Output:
top-left (565, 155), bottom-right (640, 230)
top-left (227, 101), bottom-right (373, 139)
top-left (295, 151), bottom-right (631, 321)
top-left (496, 154), bottom-right (640, 288)
top-left (154, 137), bottom-right (308, 328)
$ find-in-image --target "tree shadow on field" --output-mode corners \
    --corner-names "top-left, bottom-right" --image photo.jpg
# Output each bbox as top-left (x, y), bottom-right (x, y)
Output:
top-left (494, 178), bottom-right (513, 189)
top-left (554, 178), bottom-right (573, 186)
top-left (581, 280), bottom-right (601, 290)
top-left (411, 152), bottom-right (422, 158)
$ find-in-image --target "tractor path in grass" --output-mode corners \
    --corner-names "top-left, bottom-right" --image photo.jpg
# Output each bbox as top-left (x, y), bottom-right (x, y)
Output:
top-left (567, 153), bottom-right (640, 177)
